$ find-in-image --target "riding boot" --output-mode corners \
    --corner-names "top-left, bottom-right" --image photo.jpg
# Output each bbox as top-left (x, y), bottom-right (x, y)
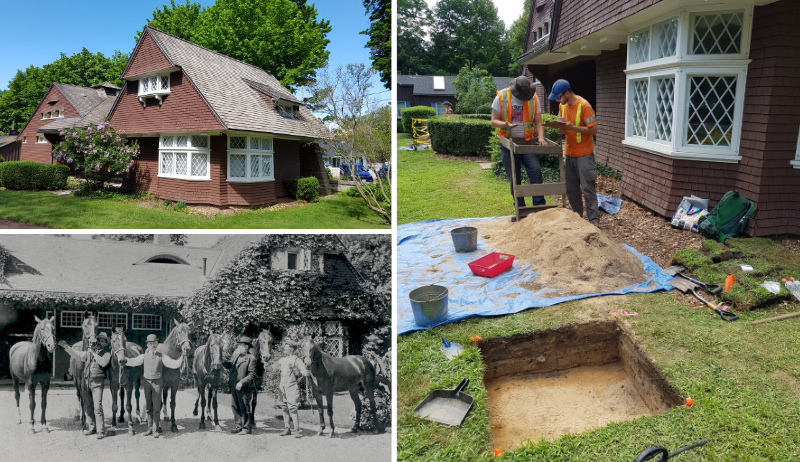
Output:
top-left (292, 411), bottom-right (301, 438)
top-left (141, 416), bottom-right (153, 437)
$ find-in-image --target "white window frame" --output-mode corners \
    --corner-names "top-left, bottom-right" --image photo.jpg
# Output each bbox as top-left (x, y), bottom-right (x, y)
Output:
top-left (132, 313), bottom-right (162, 331)
top-left (792, 125), bottom-right (800, 169)
top-left (36, 136), bottom-right (47, 144)
top-left (622, 5), bottom-right (753, 163)
top-left (226, 134), bottom-right (275, 183)
top-left (158, 133), bottom-right (211, 181)
top-left (22, 136), bottom-right (27, 144)
top-left (432, 102), bottom-right (445, 116)
top-left (60, 310), bottom-right (85, 329)
top-left (97, 312), bottom-right (128, 330)
top-left (397, 101), bottom-right (410, 119)
top-left (138, 73), bottom-right (171, 106)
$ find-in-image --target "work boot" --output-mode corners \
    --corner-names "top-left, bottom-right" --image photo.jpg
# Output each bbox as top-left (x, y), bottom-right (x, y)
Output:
top-left (280, 427), bottom-right (291, 436)
top-left (96, 431), bottom-right (106, 440)
top-left (153, 431), bottom-right (161, 439)
top-left (294, 428), bottom-right (302, 438)
top-left (141, 428), bottom-right (153, 436)
top-left (231, 426), bottom-right (243, 434)
top-left (142, 416), bottom-right (153, 436)
top-left (83, 428), bottom-right (96, 436)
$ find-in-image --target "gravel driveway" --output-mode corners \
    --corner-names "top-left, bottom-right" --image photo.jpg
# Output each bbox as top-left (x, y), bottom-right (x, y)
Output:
top-left (0, 385), bottom-right (390, 462)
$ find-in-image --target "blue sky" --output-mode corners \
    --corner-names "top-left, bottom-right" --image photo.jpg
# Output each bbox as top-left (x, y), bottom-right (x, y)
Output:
top-left (0, 0), bottom-right (389, 103)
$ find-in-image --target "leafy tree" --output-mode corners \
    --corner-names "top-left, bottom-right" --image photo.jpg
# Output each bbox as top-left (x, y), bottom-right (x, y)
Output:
top-left (361, 0), bottom-right (391, 90)
top-left (506, 0), bottom-right (532, 76)
top-left (0, 49), bottom-right (128, 134)
top-left (453, 65), bottom-right (497, 114)
top-left (397, 0), bottom-right (435, 75)
top-left (134, 0), bottom-right (203, 43)
top-left (339, 235), bottom-right (391, 294)
top-left (91, 234), bottom-right (188, 245)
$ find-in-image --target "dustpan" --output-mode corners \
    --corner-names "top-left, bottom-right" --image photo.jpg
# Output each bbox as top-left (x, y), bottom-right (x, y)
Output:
top-left (413, 378), bottom-right (474, 426)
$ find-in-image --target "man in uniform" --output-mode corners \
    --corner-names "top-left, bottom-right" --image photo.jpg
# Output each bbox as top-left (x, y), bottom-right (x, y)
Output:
top-left (121, 334), bottom-right (184, 438)
top-left (58, 332), bottom-right (112, 439)
top-left (443, 101), bottom-right (454, 115)
top-left (549, 79), bottom-right (600, 224)
top-left (491, 76), bottom-right (548, 221)
top-left (267, 340), bottom-right (309, 438)
top-left (226, 336), bottom-right (257, 435)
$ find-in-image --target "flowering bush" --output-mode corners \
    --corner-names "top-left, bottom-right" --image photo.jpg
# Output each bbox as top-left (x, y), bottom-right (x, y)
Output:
top-left (53, 122), bottom-right (139, 189)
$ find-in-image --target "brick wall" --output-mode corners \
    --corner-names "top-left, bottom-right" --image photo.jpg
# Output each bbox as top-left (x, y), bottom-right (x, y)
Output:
top-left (19, 86), bottom-right (82, 163)
top-left (553, 0), bottom-right (665, 50)
top-left (109, 70), bottom-right (224, 134)
top-left (122, 31), bottom-right (173, 79)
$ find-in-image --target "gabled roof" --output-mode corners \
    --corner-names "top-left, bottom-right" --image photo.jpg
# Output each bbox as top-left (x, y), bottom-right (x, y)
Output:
top-left (53, 83), bottom-right (109, 117)
top-left (90, 82), bottom-right (121, 90)
top-left (396, 74), bottom-right (517, 96)
top-left (0, 135), bottom-right (17, 148)
top-left (38, 97), bottom-right (118, 133)
top-left (122, 26), bottom-right (330, 141)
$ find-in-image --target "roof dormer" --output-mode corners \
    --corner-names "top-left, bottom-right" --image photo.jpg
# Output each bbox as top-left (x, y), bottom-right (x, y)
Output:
top-left (138, 73), bottom-right (171, 107)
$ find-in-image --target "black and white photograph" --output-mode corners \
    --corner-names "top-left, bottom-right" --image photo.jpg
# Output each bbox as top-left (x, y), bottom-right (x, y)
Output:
top-left (0, 234), bottom-right (391, 461)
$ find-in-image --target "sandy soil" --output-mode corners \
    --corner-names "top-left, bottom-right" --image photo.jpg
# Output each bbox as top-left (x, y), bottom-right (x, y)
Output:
top-left (485, 364), bottom-right (652, 450)
top-left (0, 386), bottom-right (390, 462)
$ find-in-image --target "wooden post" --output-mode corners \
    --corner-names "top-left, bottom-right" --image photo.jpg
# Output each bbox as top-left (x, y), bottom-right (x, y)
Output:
top-left (751, 311), bottom-right (800, 325)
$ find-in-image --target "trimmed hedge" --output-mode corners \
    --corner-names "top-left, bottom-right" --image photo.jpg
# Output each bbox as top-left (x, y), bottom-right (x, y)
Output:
top-left (0, 161), bottom-right (69, 190)
top-left (283, 178), bottom-right (300, 198)
top-left (297, 177), bottom-right (320, 203)
top-left (400, 105), bottom-right (436, 134)
top-left (428, 115), bottom-right (494, 156)
top-left (460, 114), bottom-right (492, 121)
top-left (397, 119), bottom-right (405, 134)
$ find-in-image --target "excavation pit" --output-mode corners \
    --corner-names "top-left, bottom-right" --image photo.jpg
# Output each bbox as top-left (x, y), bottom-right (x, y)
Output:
top-left (479, 321), bottom-right (683, 450)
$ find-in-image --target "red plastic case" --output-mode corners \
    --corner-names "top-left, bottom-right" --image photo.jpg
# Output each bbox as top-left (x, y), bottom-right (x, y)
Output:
top-left (468, 252), bottom-right (515, 278)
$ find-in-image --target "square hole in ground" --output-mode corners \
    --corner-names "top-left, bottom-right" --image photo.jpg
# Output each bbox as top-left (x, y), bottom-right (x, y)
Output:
top-left (479, 320), bottom-right (683, 450)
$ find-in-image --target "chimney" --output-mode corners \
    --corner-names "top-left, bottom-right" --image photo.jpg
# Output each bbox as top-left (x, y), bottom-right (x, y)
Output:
top-left (8, 129), bottom-right (19, 136)
top-left (154, 234), bottom-right (172, 245)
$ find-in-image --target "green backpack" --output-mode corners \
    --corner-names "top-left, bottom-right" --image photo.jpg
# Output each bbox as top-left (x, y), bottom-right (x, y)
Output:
top-left (698, 191), bottom-right (757, 242)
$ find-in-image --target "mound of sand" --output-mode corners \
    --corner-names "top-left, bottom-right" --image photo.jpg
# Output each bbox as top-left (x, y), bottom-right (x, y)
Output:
top-left (478, 208), bottom-right (647, 295)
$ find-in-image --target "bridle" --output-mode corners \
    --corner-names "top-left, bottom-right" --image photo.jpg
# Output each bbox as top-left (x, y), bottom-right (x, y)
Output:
top-left (36, 326), bottom-right (56, 353)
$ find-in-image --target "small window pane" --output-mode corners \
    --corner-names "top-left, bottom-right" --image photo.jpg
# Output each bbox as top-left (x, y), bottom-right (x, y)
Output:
top-left (161, 136), bottom-right (174, 147)
top-left (628, 27), bottom-right (651, 64)
top-left (229, 154), bottom-right (246, 177)
top-left (230, 136), bottom-right (246, 149)
top-left (654, 77), bottom-right (675, 142)
top-left (161, 152), bottom-right (174, 175)
top-left (288, 252), bottom-right (297, 270)
top-left (250, 137), bottom-right (261, 150)
top-left (141, 78), bottom-right (149, 93)
top-left (261, 138), bottom-right (273, 151)
top-left (151, 76), bottom-right (158, 92)
top-left (629, 79), bottom-right (648, 137)
top-left (191, 135), bottom-right (208, 148)
top-left (686, 75), bottom-right (737, 146)
top-left (46, 112), bottom-right (51, 119)
top-left (251, 155), bottom-right (260, 177)
top-left (692, 12), bottom-right (743, 55)
top-left (262, 155), bottom-right (273, 177)
top-left (653, 17), bottom-right (678, 59)
top-left (160, 75), bottom-right (169, 90)
top-left (191, 153), bottom-right (208, 177)
top-left (175, 152), bottom-right (188, 175)
top-left (176, 136), bottom-right (188, 147)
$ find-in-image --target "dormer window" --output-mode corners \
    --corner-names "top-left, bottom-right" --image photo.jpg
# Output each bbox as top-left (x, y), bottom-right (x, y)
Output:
top-left (275, 102), bottom-right (301, 120)
top-left (138, 73), bottom-right (171, 107)
top-left (272, 248), bottom-right (311, 271)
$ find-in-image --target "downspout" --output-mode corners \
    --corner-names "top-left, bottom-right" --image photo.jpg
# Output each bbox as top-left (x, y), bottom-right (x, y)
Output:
top-left (203, 258), bottom-right (207, 277)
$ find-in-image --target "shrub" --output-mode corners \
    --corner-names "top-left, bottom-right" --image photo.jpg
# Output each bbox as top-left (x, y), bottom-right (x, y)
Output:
top-left (460, 114), bottom-right (492, 121)
top-left (325, 167), bottom-right (334, 180)
top-left (283, 178), bottom-right (300, 198)
top-left (53, 122), bottom-right (139, 190)
top-left (396, 119), bottom-right (405, 134)
top-left (428, 115), bottom-right (494, 156)
top-left (400, 105), bottom-right (436, 134)
top-left (345, 182), bottom-right (390, 204)
top-left (0, 161), bottom-right (69, 190)
top-left (296, 177), bottom-right (320, 202)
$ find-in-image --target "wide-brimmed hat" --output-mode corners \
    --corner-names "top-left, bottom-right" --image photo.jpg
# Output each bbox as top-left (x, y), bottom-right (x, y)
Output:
top-left (97, 332), bottom-right (109, 342)
top-left (510, 76), bottom-right (535, 101)
top-left (146, 334), bottom-right (158, 343)
top-left (238, 336), bottom-right (253, 347)
top-left (442, 101), bottom-right (452, 107)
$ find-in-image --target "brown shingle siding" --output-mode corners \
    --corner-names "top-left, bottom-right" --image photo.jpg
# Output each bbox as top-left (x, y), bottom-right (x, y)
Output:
top-left (553, 0), bottom-right (665, 50)
top-left (122, 32), bottom-right (173, 79)
top-left (19, 86), bottom-right (82, 164)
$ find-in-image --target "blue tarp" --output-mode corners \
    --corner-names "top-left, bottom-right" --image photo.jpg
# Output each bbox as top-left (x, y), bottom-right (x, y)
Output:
top-left (597, 194), bottom-right (622, 215)
top-left (398, 216), bottom-right (675, 334)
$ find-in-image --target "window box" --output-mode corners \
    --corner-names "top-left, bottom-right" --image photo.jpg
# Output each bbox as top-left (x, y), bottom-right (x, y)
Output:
top-left (158, 134), bottom-right (211, 181)
top-left (138, 74), bottom-right (171, 106)
top-left (226, 134), bottom-right (275, 182)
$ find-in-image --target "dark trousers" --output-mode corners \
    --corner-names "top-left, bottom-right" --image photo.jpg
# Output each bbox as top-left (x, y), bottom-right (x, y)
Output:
top-left (500, 142), bottom-right (546, 207)
top-left (232, 388), bottom-right (254, 431)
top-left (565, 153), bottom-right (599, 223)
top-left (142, 378), bottom-right (163, 432)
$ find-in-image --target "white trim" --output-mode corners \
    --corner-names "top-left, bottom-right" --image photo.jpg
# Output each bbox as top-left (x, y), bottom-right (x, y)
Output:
top-left (138, 73), bottom-right (172, 107)
top-left (97, 312), bottom-right (128, 330)
top-left (60, 310), bottom-right (85, 329)
top-left (622, 138), bottom-right (742, 163)
top-left (132, 313), bottom-right (162, 331)
top-left (226, 134), bottom-right (275, 183)
top-left (36, 136), bottom-right (47, 144)
top-left (158, 133), bottom-right (211, 181)
top-left (793, 125), bottom-right (800, 169)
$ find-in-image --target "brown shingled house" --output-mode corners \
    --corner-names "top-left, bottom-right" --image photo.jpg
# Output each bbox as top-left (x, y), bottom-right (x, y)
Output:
top-left (16, 82), bottom-right (120, 164)
top-left (519, 0), bottom-right (800, 236)
top-left (108, 26), bottom-right (332, 206)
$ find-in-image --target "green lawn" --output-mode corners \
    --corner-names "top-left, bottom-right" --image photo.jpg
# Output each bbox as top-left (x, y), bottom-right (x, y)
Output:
top-left (398, 292), bottom-right (800, 461)
top-left (398, 133), bottom-right (517, 224)
top-left (0, 190), bottom-right (388, 229)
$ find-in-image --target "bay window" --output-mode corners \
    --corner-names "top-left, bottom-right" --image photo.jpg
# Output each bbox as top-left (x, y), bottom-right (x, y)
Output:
top-left (227, 134), bottom-right (274, 182)
top-left (623, 6), bottom-right (752, 163)
top-left (158, 134), bottom-right (210, 181)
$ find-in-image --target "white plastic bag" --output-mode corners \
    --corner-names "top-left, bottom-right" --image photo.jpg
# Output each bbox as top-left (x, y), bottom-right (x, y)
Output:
top-left (760, 281), bottom-right (781, 294)
top-left (786, 281), bottom-right (800, 301)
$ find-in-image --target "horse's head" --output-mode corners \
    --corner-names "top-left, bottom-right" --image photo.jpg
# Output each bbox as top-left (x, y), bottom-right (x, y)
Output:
top-left (256, 329), bottom-right (273, 364)
top-left (297, 335), bottom-right (317, 369)
top-left (207, 332), bottom-right (228, 372)
top-left (111, 328), bottom-right (128, 384)
top-left (172, 318), bottom-right (192, 356)
top-left (34, 315), bottom-right (56, 354)
top-left (83, 314), bottom-right (98, 348)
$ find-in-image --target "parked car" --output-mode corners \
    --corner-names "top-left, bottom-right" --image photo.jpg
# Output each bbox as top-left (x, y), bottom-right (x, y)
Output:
top-left (340, 163), bottom-right (373, 182)
top-left (379, 163), bottom-right (391, 180)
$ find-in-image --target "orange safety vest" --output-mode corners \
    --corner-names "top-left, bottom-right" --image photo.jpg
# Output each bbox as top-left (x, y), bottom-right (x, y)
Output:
top-left (497, 89), bottom-right (536, 141)
top-left (559, 101), bottom-right (583, 144)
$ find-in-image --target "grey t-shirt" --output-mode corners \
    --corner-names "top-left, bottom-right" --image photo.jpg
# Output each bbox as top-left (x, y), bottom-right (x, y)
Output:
top-left (492, 91), bottom-right (537, 139)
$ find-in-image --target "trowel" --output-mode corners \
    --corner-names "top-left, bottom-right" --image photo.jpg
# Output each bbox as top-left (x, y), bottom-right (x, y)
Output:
top-left (440, 337), bottom-right (463, 360)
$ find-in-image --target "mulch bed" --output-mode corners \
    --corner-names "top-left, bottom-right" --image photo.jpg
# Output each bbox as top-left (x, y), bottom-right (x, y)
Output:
top-left (0, 218), bottom-right (51, 229)
top-left (434, 153), bottom-right (491, 162)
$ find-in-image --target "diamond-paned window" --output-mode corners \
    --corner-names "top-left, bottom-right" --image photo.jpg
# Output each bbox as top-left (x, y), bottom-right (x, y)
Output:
top-left (98, 312), bottom-right (127, 330)
top-left (176, 136), bottom-right (188, 147)
top-left (653, 17), bottom-right (678, 59)
top-left (161, 136), bottom-right (174, 148)
top-left (250, 137), bottom-right (261, 150)
top-left (251, 155), bottom-right (261, 177)
top-left (654, 78), bottom-right (675, 142)
top-left (686, 76), bottom-right (736, 147)
top-left (628, 27), bottom-right (651, 64)
top-left (691, 12), bottom-right (743, 55)
top-left (132, 314), bottom-right (161, 330)
top-left (160, 75), bottom-right (169, 91)
top-left (161, 152), bottom-right (174, 174)
top-left (261, 156), bottom-right (273, 177)
top-left (61, 311), bottom-right (85, 328)
top-left (192, 153), bottom-right (208, 177)
top-left (191, 135), bottom-right (207, 148)
top-left (140, 78), bottom-right (149, 93)
top-left (260, 138), bottom-right (273, 151)
top-left (230, 136), bottom-right (246, 149)
top-left (151, 77), bottom-right (158, 92)
top-left (629, 80), bottom-right (648, 137)
top-left (229, 155), bottom-right (246, 177)
top-left (175, 153), bottom-right (188, 175)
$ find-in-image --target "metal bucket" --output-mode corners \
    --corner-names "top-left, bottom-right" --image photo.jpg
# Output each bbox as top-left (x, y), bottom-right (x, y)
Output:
top-left (409, 285), bottom-right (449, 328)
top-left (451, 227), bottom-right (478, 253)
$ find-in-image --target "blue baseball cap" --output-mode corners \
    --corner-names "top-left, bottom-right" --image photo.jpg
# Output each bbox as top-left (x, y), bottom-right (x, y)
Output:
top-left (548, 79), bottom-right (571, 100)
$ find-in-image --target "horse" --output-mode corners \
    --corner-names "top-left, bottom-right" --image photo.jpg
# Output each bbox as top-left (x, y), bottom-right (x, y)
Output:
top-left (298, 335), bottom-right (390, 437)
top-left (66, 314), bottom-right (98, 430)
top-left (248, 329), bottom-right (273, 423)
top-left (109, 327), bottom-right (143, 435)
top-left (9, 315), bottom-right (56, 434)
top-left (160, 319), bottom-right (192, 432)
top-left (192, 332), bottom-right (231, 431)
